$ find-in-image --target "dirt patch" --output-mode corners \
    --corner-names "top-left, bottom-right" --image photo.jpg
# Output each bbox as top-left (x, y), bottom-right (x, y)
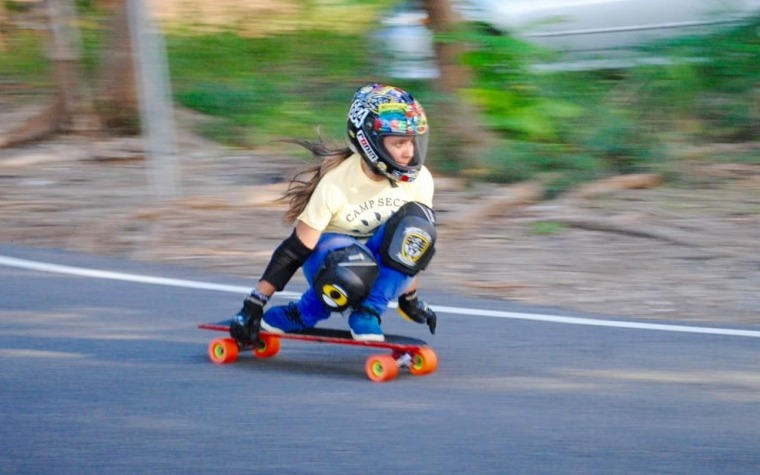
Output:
top-left (1, 115), bottom-right (759, 326)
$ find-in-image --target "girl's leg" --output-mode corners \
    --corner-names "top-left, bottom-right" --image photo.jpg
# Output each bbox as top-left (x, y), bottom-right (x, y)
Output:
top-left (347, 224), bottom-right (414, 341)
top-left (262, 233), bottom-right (357, 332)
top-left (361, 265), bottom-right (415, 314)
top-left (363, 223), bottom-right (415, 309)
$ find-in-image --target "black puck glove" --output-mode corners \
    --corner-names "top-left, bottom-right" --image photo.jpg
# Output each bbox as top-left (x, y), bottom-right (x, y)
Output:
top-left (398, 290), bottom-right (437, 335)
top-left (230, 289), bottom-right (268, 344)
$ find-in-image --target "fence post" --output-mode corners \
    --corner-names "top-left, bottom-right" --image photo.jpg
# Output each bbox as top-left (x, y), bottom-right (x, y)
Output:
top-left (126, 0), bottom-right (181, 200)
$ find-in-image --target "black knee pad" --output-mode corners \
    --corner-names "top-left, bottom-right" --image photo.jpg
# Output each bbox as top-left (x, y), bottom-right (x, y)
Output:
top-left (381, 201), bottom-right (437, 276)
top-left (313, 243), bottom-right (379, 311)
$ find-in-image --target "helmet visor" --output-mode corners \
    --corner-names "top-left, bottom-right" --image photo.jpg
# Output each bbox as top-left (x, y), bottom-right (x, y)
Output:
top-left (379, 132), bottom-right (428, 167)
top-left (373, 100), bottom-right (429, 180)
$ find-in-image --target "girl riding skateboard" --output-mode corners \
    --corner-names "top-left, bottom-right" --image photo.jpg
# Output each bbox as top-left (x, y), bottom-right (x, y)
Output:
top-left (230, 84), bottom-right (438, 343)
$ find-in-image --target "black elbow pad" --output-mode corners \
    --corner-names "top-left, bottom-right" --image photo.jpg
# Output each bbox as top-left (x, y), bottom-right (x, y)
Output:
top-left (260, 231), bottom-right (314, 291)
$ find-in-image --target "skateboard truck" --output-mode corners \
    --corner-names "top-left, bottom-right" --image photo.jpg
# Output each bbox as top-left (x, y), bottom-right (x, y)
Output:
top-left (394, 352), bottom-right (413, 369)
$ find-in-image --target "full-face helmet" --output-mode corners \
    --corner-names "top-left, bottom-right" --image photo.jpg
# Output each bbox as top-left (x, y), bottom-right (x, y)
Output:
top-left (347, 84), bottom-right (429, 183)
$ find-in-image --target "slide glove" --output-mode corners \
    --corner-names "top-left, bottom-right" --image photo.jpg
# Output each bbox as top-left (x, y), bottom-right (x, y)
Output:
top-left (230, 289), bottom-right (269, 344)
top-left (398, 290), bottom-right (437, 335)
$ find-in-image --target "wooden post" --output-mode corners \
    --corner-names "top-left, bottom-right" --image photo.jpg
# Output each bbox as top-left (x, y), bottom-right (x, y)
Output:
top-left (127, 0), bottom-right (181, 200)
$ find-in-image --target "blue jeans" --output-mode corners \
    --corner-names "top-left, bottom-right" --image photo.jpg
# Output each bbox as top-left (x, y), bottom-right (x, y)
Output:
top-left (295, 223), bottom-right (415, 327)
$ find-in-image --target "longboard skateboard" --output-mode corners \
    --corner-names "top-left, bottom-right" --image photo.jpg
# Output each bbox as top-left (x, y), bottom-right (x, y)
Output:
top-left (199, 320), bottom-right (438, 382)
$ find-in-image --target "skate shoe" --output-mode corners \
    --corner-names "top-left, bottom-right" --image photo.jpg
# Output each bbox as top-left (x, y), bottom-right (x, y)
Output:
top-left (348, 307), bottom-right (384, 342)
top-left (261, 302), bottom-right (307, 334)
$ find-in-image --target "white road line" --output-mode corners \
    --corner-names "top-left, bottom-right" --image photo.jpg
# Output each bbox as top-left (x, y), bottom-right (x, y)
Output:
top-left (0, 255), bottom-right (270, 295)
top-left (2, 254), bottom-right (759, 338)
top-left (433, 305), bottom-right (760, 338)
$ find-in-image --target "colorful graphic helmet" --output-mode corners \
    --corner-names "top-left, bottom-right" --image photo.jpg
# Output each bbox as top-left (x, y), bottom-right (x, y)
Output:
top-left (347, 84), bottom-right (429, 183)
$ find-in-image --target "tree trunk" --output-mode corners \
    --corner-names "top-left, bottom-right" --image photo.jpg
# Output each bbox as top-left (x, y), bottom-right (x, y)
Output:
top-left (0, 0), bottom-right (99, 149)
top-left (95, 0), bottom-right (140, 132)
top-left (422, 0), bottom-right (470, 92)
top-left (46, 0), bottom-right (100, 132)
top-left (421, 0), bottom-right (498, 169)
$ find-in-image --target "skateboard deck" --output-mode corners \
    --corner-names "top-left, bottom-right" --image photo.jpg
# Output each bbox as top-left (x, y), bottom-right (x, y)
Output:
top-left (199, 320), bottom-right (438, 382)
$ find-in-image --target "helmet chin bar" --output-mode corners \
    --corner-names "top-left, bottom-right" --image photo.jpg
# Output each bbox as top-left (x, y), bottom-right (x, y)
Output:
top-left (371, 157), bottom-right (418, 184)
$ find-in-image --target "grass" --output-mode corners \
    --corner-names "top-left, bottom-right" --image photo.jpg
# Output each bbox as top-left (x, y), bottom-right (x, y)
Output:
top-left (462, 16), bottom-right (759, 172)
top-left (529, 221), bottom-right (566, 236)
top-left (2, 2), bottom-right (759, 195)
top-left (167, 30), bottom-right (377, 147)
top-left (0, 29), bottom-right (50, 89)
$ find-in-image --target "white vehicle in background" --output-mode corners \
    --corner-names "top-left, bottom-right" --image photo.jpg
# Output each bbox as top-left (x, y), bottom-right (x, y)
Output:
top-left (380, 0), bottom-right (760, 76)
top-left (468, 0), bottom-right (760, 52)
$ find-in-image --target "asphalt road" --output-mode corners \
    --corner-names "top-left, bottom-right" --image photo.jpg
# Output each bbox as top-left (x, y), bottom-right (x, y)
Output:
top-left (1, 245), bottom-right (758, 474)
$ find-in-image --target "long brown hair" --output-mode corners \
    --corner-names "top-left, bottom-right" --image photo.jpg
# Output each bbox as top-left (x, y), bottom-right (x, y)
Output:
top-left (280, 137), bottom-right (353, 224)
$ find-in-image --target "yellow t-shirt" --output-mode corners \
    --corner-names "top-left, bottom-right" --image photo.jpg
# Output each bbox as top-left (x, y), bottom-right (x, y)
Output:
top-left (297, 154), bottom-right (434, 238)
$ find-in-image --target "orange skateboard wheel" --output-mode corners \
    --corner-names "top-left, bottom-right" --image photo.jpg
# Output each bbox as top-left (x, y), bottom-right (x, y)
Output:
top-left (365, 354), bottom-right (399, 382)
top-left (208, 338), bottom-right (239, 364)
top-left (252, 334), bottom-right (281, 358)
top-left (409, 347), bottom-right (438, 375)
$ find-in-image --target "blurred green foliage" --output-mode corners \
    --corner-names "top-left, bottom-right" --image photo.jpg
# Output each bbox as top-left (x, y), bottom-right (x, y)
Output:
top-left (458, 18), bottom-right (760, 194)
top-left (0, 30), bottom-right (50, 88)
top-left (168, 30), bottom-right (377, 147)
top-left (529, 220), bottom-right (566, 236)
top-left (1, 1), bottom-right (759, 195)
